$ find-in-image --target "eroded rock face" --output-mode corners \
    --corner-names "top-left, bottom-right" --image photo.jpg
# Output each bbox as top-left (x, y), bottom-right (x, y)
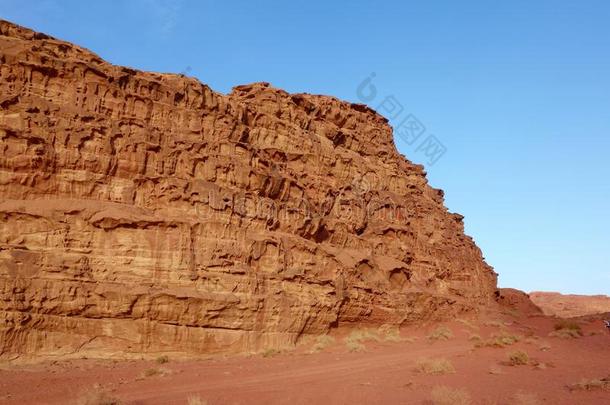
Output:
top-left (0, 20), bottom-right (497, 358)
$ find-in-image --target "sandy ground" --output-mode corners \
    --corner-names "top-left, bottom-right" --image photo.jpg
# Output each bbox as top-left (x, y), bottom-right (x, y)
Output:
top-left (1, 313), bottom-right (609, 404)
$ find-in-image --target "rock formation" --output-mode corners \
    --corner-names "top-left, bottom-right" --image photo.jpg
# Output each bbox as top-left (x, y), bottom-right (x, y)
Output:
top-left (0, 20), bottom-right (497, 358)
top-left (530, 291), bottom-right (610, 318)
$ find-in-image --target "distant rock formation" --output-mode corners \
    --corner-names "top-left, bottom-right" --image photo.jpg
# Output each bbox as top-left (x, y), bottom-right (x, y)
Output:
top-left (495, 288), bottom-right (543, 316)
top-left (530, 291), bottom-right (610, 318)
top-left (0, 20), bottom-right (497, 358)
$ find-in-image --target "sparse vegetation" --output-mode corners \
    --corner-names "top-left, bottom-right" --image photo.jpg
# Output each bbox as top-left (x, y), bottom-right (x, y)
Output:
top-left (430, 385), bottom-right (472, 405)
top-left (537, 341), bottom-right (551, 351)
top-left (143, 368), bottom-right (163, 377)
top-left (554, 320), bottom-right (581, 331)
top-left (475, 332), bottom-right (521, 348)
top-left (511, 391), bottom-right (540, 405)
top-left (427, 326), bottom-right (453, 341)
top-left (187, 395), bottom-right (208, 405)
top-left (549, 328), bottom-right (581, 338)
top-left (468, 334), bottom-right (482, 342)
top-left (156, 355), bottom-right (169, 364)
top-left (310, 335), bottom-right (335, 353)
top-left (262, 348), bottom-right (280, 358)
top-left (549, 320), bottom-right (583, 339)
top-left (457, 319), bottom-right (479, 330)
top-left (414, 357), bottom-right (455, 375)
top-left (483, 320), bottom-right (505, 328)
top-left (507, 350), bottom-right (530, 366)
top-left (76, 384), bottom-right (121, 405)
top-left (345, 339), bottom-right (365, 352)
top-left (378, 324), bottom-right (402, 342)
top-left (343, 328), bottom-right (383, 352)
top-left (567, 376), bottom-right (610, 391)
top-left (349, 328), bottom-right (381, 343)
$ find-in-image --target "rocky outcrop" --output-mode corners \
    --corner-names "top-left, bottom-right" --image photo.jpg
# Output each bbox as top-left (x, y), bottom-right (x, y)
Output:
top-left (495, 288), bottom-right (543, 316)
top-left (0, 20), bottom-right (497, 359)
top-left (530, 292), bottom-right (610, 318)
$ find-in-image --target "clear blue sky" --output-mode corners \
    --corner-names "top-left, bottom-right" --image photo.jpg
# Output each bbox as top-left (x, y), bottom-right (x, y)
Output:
top-left (2, 1), bottom-right (608, 294)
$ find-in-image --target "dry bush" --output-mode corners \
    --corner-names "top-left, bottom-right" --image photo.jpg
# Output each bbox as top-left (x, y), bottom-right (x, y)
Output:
top-left (567, 376), bottom-right (610, 391)
top-left (484, 320), bottom-right (505, 328)
top-left (549, 320), bottom-right (583, 339)
top-left (511, 391), bottom-right (540, 405)
top-left (344, 328), bottom-right (381, 352)
top-left (468, 334), bottom-right (482, 342)
top-left (156, 355), bottom-right (169, 364)
top-left (310, 335), bottom-right (335, 352)
top-left (414, 358), bottom-right (455, 375)
top-left (345, 339), bottom-right (365, 352)
top-left (554, 320), bottom-right (581, 331)
top-left (457, 319), bottom-right (479, 330)
top-left (143, 368), bottom-right (161, 377)
top-left (549, 328), bottom-right (582, 339)
top-left (427, 326), bottom-right (453, 341)
top-left (507, 350), bottom-right (529, 366)
top-left (430, 385), bottom-right (472, 405)
top-left (76, 384), bottom-right (121, 405)
top-left (537, 341), bottom-right (551, 351)
top-left (262, 348), bottom-right (280, 358)
top-left (475, 332), bottom-right (521, 348)
top-left (378, 324), bottom-right (402, 342)
top-left (187, 396), bottom-right (208, 405)
top-left (349, 328), bottom-right (381, 343)
top-left (141, 367), bottom-right (171, 378)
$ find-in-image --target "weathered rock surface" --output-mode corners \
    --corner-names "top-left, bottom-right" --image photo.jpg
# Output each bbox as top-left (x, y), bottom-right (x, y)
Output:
top-left (0, 20), bottom-right (497, 358)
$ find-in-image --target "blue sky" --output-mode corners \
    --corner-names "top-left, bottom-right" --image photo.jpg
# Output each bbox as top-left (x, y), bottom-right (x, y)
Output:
top-left (2, 0), bottom-right (609, 294)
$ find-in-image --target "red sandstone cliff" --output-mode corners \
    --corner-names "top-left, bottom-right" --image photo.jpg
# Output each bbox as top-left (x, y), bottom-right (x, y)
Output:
top-left (0, 20), bottom-right (497, 358)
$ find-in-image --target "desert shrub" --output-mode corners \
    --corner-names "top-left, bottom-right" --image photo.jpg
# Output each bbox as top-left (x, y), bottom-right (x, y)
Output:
top-left (262, 348), bottom-right (280, 358)
top-left (484, 320), bottom-right (505, 328)
top-left (468, 334), bottom-right (482, 342)
top-left (554, 320), bottom-right (581, 331)
top-left (345, 339), bottom-right (365, 352)
top-left (427, 326), bottom-right (453, 341)
top-left (430, 385), bottom-right (471, 405)
top-left (310, 335), bottom-right (335, 352)
top-left (549, 327), bottom-right (582, 339)
top-left (457, 319), bottom-right (479, 330)
top-left (537, 341), bottom-right (551, 351)
top-left (187, 396), bottom-right (208, 405)
top-left (511, 391), bottom-right (540, 405)
top-left (348, 328), bottom-right (381, 343)
top-left (76, 384), bottom-right (121, 405)
top-left (156, 355), bottom-right (169, 364)
top-left (475, 332), bottom-right (521, 348)
top-left (344, 328), bottom-right (382, 351)
top-left (143, 368), bottom-right (162, 377)
top-left (508, 350), bottom-right (529, 366)
top-left (378, 324), bottom-right (402, 342)
top-left (549, 320), bottom-right (582, 339)
top-left (414, 358), bottom-right (455, 375)
top-left (568, 376), bottom-right (610, 391)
